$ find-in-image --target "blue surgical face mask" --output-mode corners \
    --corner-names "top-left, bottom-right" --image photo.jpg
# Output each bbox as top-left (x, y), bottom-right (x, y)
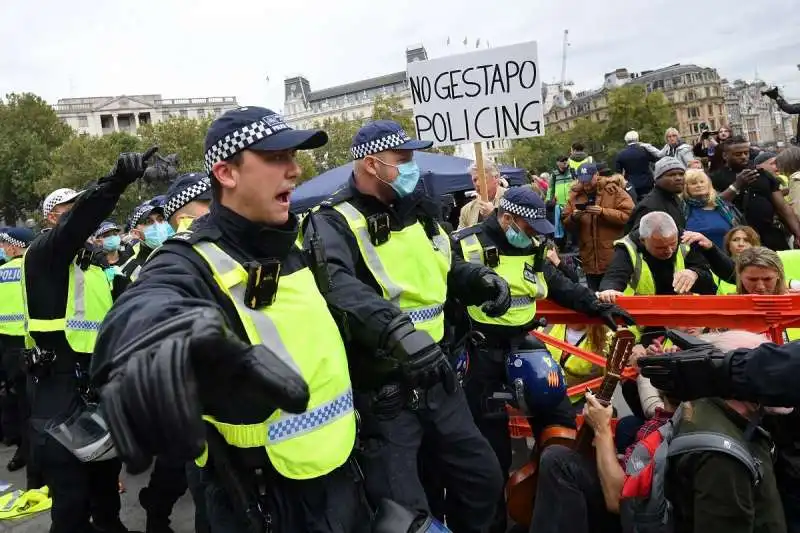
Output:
top-left (372, 157), bottom-right (421, 198)
top-left (102, 235), bottom-right (121, 252)
top-left (143, 222), bottom-right (174, 248)
top-left (505, 222), bottom-right (533, 249)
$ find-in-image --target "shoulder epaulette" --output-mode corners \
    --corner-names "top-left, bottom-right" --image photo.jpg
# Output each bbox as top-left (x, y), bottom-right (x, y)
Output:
top-left (451, 225), bottom-right (482, 242)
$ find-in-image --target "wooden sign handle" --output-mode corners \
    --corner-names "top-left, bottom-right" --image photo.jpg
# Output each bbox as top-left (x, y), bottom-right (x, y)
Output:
top-left (474, 142), bottom-right (488, 202)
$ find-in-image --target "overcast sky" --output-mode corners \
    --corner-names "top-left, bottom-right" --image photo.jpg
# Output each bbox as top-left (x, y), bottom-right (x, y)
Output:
top-left (2, 0), bottom-right (798, 111)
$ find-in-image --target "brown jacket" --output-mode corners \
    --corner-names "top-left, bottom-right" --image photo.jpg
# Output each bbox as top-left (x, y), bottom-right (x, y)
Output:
top-left (562, 175), bottom-right (634, 275)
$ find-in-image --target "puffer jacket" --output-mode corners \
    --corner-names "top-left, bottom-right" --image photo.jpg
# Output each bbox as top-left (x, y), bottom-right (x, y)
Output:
top-left (562, 175), bottom-right (634, 275)
top-left (658, 142), bottom-right (695, 168)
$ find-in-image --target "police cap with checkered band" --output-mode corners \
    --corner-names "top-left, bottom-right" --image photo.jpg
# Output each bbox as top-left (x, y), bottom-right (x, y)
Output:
top-left (500, 187), bottom-right (555, 235)
top-left (126, 197), bottom-right (164, 231)
top-left (350, 120), bottom-right (432, 160)
top-left (0, 227), bottom-right (35, 249)
top-left (163, 172), bottom-right (212, 221)
top-left (204, 107), bottom-right (328, 175)
top-left (94, 220), bottom-right (121, 238)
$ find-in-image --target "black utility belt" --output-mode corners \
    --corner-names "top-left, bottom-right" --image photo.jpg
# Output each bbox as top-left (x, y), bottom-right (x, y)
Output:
top-left (23, 347), bottom-right (89, 375)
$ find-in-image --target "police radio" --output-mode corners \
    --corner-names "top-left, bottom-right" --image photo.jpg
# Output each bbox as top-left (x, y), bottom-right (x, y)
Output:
top-left (304, 212), bottom-right (331, 296)
top-left (243, 260), bottom-right (280, 310)
top-left (367, 213), bottom-right (391, 246)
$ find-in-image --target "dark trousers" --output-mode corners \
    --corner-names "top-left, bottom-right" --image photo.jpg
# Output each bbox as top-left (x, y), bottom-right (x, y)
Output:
top-left (356, 382), bottom-right (502, 533)
top-left (585, 274), bottom-right (604, 292)
top-left (140, 457), bottom-right (189, 530)
top-left (195, 458), bottom-right (371, 533)
top-left (529, 445), bottom-right (620, 533)
top-left (782, 488), bottom-right (800, 533)
top-left (29, 368), bottom-right (124, 533)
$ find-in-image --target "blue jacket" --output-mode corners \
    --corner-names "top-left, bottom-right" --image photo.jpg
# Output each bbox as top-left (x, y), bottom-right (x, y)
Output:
top-left (615, 144), bottom-right (659, 191)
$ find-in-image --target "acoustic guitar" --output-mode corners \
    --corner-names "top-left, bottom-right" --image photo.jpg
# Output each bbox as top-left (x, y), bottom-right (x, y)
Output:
top-left (505, 328), bottom-right (634, 527)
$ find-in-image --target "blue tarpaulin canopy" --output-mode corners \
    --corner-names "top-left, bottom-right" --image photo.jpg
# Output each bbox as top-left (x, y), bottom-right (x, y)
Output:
top-left (291, 151), bottom-right (527, 212)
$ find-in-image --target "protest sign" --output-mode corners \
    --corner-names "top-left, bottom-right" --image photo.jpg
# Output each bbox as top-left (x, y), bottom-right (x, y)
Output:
top-left (407, 41), bottom-right (543, 148)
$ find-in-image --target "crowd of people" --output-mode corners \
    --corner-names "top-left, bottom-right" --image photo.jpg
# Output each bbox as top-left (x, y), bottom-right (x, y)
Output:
top-left (0, 104), bottom-right (797, 533)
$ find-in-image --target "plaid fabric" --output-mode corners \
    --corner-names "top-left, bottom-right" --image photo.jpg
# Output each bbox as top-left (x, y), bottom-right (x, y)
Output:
top-left (621, 407), bottom-right (673, 466)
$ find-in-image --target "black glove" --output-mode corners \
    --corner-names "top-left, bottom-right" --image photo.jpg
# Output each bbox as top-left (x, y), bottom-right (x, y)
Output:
top-left (638, 346), bottom-right (734, 401)
top-left (371, 383), bottom-right (406, 420)
top-left (762, 86), bottom-right (780, 100)
top-left (477, 272), bottom-right (511, 318)
top-left (383, 316), bottom-right (456, 393)
top-left (593, 302), bottom-right (636, 331)
top-left (100, 308), bottom-right (309, 473)
top-left (109, 146), bottom-right (158, 184)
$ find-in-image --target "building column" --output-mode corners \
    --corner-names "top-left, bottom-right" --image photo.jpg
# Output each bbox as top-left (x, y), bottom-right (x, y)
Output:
top-left (113, 114), bottom-right (119, 132)
top-left (134, 114), bottom-right (140, 131)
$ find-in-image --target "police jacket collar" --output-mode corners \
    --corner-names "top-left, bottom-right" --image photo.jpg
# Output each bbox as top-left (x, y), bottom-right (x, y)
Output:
top-left (483, 215), bottom-right (534, 256)
top-left (208, 201), bottom-right (298, 261)
top-left (346, 174), bottom-right (433, 227)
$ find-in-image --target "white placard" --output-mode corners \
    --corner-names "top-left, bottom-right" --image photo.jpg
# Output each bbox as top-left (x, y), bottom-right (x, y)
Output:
top-left (407, 41), bottom-right (544, 147)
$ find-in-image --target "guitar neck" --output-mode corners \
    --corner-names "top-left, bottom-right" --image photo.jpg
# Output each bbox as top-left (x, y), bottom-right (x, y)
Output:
top-left (573, 373), bottom-right (621, 455)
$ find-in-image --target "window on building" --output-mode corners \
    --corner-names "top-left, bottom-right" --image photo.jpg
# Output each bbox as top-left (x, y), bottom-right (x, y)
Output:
top-left (179, 109), bottom-right (188, 117)
top-left (709, 118), bottom-right (716, 129)
top-left (747, 118), bottom-right (757, 130)
top-left (673, 76), bottom-right (682, 86)
top-left (687, 91), bottom-right (696, 101)
top-left (77, 115), bottom-right (88, 128)
top-left (719, 104), bottom-right (725, 115)
top-left (705, 87), bottom-right (711, 98)
top-left (707, 104), bottom-right (714, 116)
top-left (688, 106), bottom-right (700, 119)
top-left (214, 108), bottom-right (222, 116)
top-left (197, 108), bottom-right (206, 117)
top-left (595, 113), bottom-right (600, 121)
top-left (690, 123), bottom-right (699, 134)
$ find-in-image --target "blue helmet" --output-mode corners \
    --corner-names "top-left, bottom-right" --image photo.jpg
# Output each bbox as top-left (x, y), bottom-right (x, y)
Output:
top-left (506, 339), bottom-right (566, 412)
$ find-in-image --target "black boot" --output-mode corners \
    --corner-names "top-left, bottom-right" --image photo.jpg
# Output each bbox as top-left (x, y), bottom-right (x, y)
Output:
top-left (6, 448), bottom-right (24, 472)
top-left (90, 519), bottom-right (143, 533)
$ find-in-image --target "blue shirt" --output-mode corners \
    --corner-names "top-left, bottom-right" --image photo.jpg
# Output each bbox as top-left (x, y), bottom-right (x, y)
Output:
top-left (686, 206), bottom-right (732, 249)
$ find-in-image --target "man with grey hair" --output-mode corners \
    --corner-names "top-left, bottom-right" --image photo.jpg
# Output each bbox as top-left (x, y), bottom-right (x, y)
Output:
top-left (668, 330), bottom-right (788, 533)
top-left (615, 130), bottom-right (660, 198)
top-left (598, 210), bottom-right (715, 303)
top-left (458, 158), bottom-right (507, 229)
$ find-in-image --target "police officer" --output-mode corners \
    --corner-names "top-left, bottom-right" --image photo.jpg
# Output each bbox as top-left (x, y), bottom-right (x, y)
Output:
top-left (132, 178), bottom-right (211, 533)
top-left (162, 172), bottom-right (213, 232)
top-left (450, 187), bottom-right (634, 531)
top-left (0, 228), bottom-right (40, 486)
top-left (92, 107), bottom-right (371, 533)
top-left (24, 150), bottom-right (155, 533)
top-left (119, 198), bottom-right (172, 283)
top-left (305, 119), bottom-right (511, 533)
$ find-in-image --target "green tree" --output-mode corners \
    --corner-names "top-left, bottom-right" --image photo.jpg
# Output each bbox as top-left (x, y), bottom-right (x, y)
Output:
top-left (44, 132), bottom-right (165, 223)
top-left (307, 116), bottom-right (361, 175)
top-left (137, 116), bottom-right (212, 172)
top-left (295, 150), bottom-right (317, 185)
top-left (604, 85), bottom-right (675, 155)
top-left (498, 129), bottom-right (567, 174)
top-left (0, 93), bottom-right (73, 223)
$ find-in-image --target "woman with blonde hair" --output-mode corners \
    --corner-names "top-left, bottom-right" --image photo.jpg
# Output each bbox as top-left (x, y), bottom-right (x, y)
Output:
top-left (682, 169), bottom-right (738, 248)
top-left (658, 127), bottom-right (694, 167)
top-left (735, 246), bottom-right (787, 296)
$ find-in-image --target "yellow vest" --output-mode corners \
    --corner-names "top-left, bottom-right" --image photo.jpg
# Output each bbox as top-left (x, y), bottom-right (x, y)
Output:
top-left (22, 255), bottom-right (113, 354)
top-left (191, 241), bottom-right (355, 480)
top-left (458, 233), bottom-right (547, 326)
top-left (545, 324), bottom-right (602, 404)
top-left (713, 274), bottom-right (737, 295)
top-left (613, 236), bottom-right (689, 295)
top-left (0, 257), bottom-right (26, 337)
top-left (332, 201), bottom-right (450, 342)
top-left (778, 250), bottom-right (800, 284)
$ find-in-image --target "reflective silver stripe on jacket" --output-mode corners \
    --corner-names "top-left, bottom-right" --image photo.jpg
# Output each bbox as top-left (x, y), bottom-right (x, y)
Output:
top-left (461, 234), bottom-right (484, 265)
top-left (406, 304), bottom-right (444, 324)
top-left (195, 242), bottom-right (301, 374)
top-left (332, 202), bottom-right (404, 302)
top-left (0, 314), bottom-right (24, 323)
top-left (130, 265), bottom-right (142, 282)
top-left (66, 266), bottom-right (101, 331)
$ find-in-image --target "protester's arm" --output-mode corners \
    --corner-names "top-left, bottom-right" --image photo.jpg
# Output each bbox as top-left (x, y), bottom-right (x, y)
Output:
top-left (597, 189), bottom-right (634, 226)
top-left (684, 248), bottom-right (716, 294)
top-left (637, 375), bottom-right (665, 418)
top-left (543, 262), bottom-right (602, 315)
top-left (457, 202), bottom-right (472, 230)
top-left (584, 394), bottom-right (625, 513)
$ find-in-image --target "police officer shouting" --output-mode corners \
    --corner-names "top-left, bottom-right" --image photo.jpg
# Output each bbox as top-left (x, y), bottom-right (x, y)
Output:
top-left (23, 148), bottom-right (155, 533)
top-left (92, 107), bottom-right (370, 533)
top-left (451, 187), bottom-right (634, 531)
top-left (305, 120), bottom-right (511, 533)
top-left (0, 228), bottom-right (40, 486)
